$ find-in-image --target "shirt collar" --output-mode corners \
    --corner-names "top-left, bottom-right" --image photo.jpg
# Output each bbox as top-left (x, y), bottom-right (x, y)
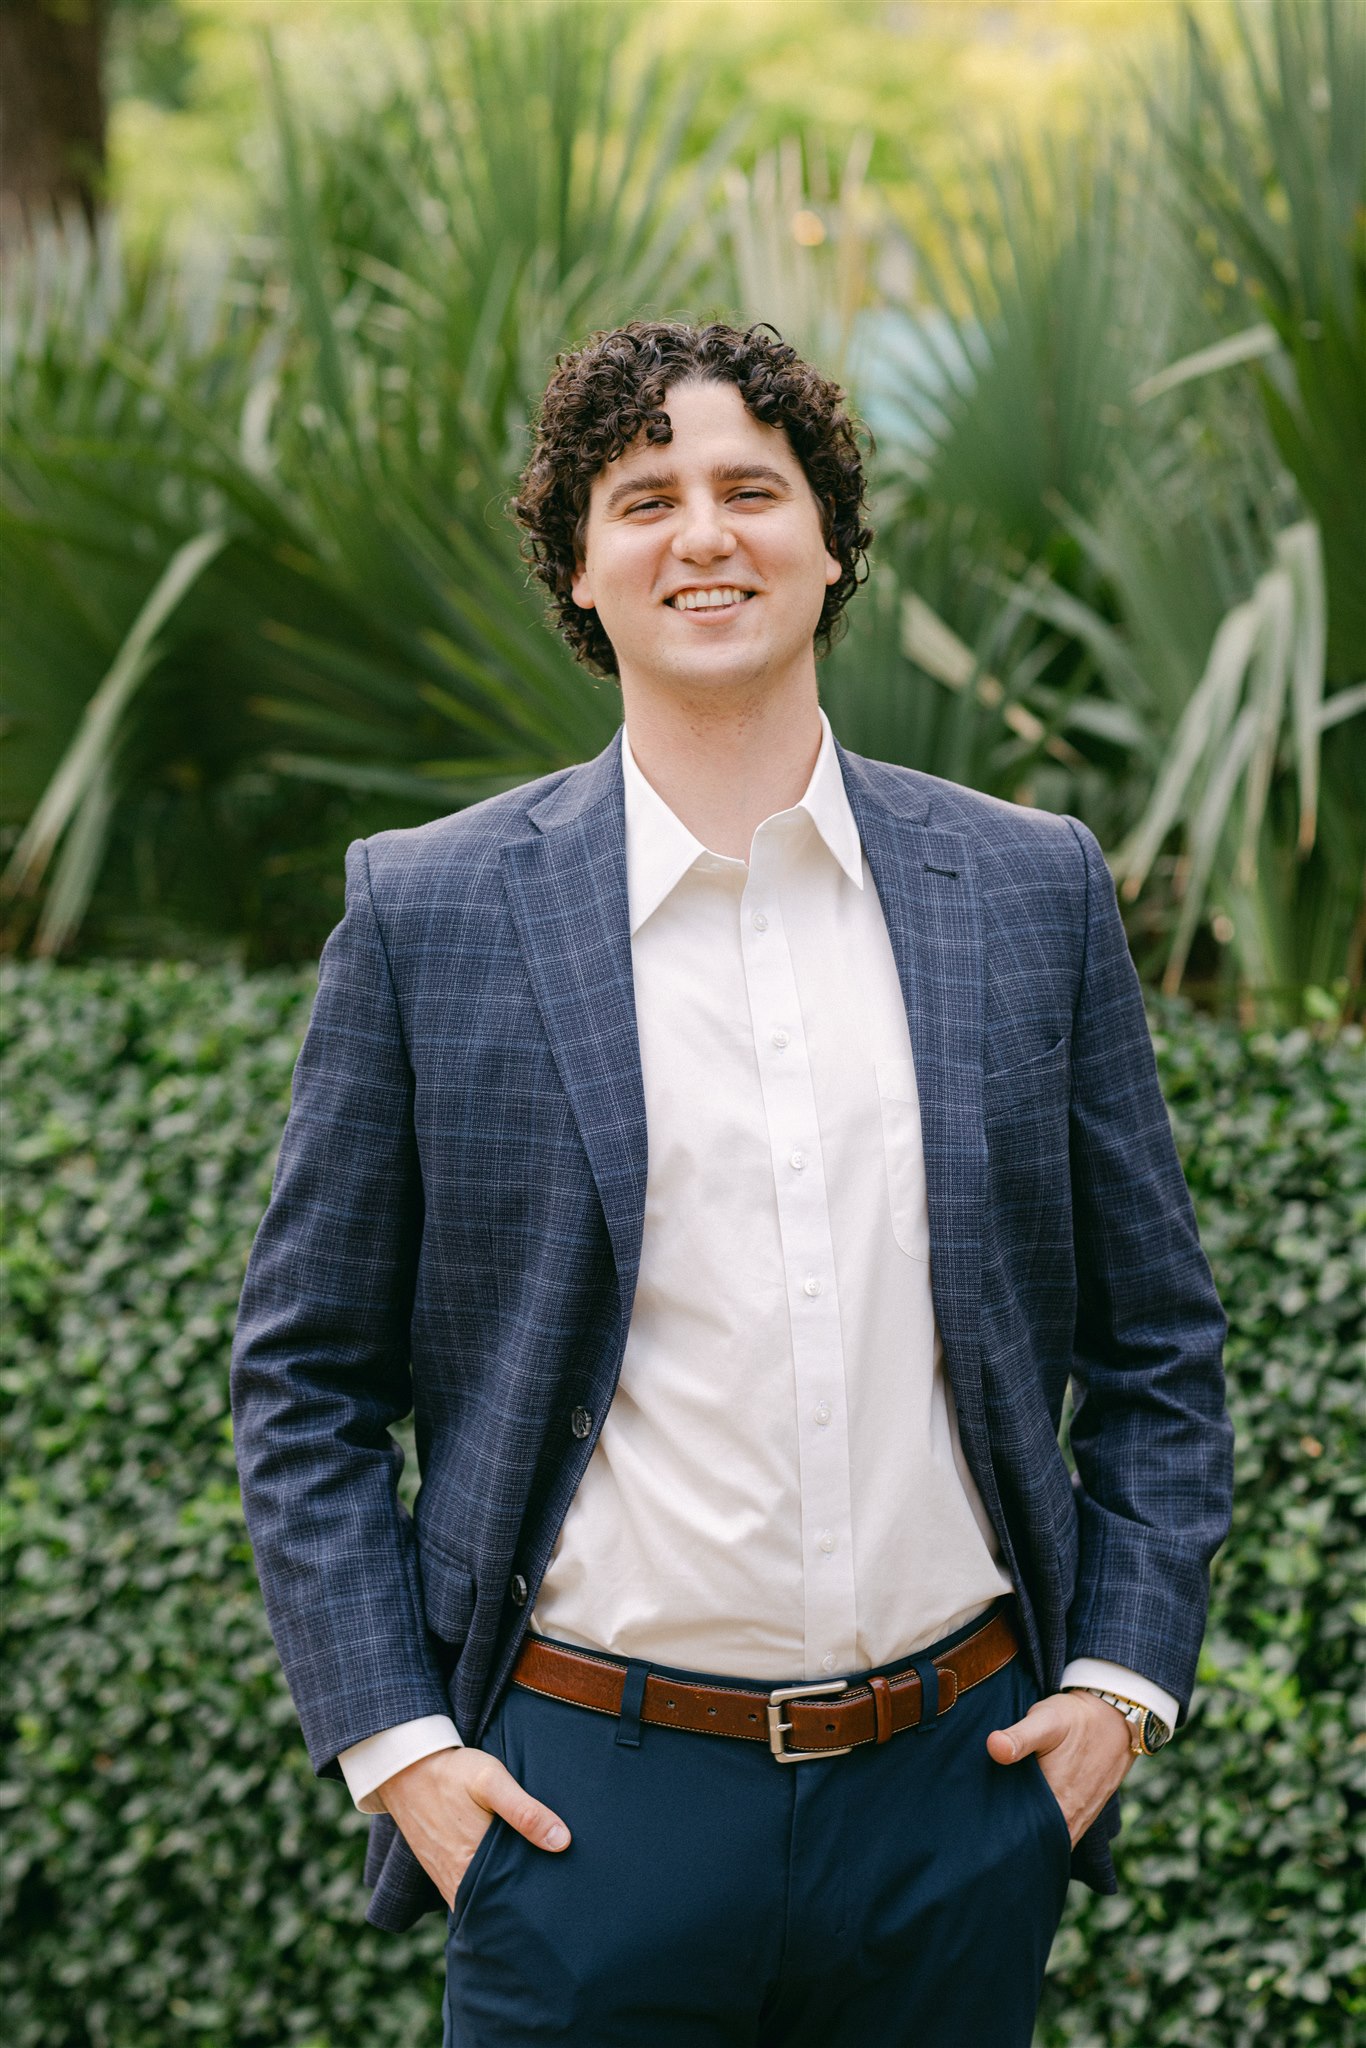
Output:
top-left (620, 707), bottom-right (864, 936)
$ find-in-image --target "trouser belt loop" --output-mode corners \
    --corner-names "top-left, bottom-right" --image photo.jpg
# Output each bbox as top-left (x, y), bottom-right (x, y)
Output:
top-left (910, 1655), bottom-right (940, 1731)
top-left (615, 1659), bottom-right (650, 1748)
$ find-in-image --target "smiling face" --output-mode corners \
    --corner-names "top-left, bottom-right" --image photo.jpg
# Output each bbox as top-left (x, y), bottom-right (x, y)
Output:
top-left (570, 379), bottom-right (842, 710)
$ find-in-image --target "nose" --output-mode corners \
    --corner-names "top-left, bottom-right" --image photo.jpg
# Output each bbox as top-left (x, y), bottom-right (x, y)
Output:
top-left (672, 492), bottom-right (736, 564)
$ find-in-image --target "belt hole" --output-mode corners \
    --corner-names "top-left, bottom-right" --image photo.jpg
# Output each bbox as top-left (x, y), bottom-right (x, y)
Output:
top-left (707, 1706), bottom-right (717, 1716)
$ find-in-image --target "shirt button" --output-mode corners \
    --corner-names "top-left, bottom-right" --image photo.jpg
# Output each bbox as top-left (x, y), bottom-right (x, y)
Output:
top-left (570, 1406), bottom-right (592, 1439)
top-left (771, 1028), bottom-right (790, 1049)
top-left (789, 1150), bottom-right (805, 1170)
top-left (821, 1653), bottom-right (836, 1673)
top-left (817, 1530), bottom-right (835, 1554)
top-left (802, 1275), bottom-right (822, 1298)
top-left (509, 1573), bottom-right (529, 1606)
top-left (751, 911), bottom-right (768, 931)
top-left (814, 1401), bottom-right (831, 1426)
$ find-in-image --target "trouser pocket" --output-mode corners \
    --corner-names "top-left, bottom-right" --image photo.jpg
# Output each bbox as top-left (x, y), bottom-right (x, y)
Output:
top-left (446, 1691), bottom-right (511, 1935)
top-left (1028, 1749), bottom-right (1074, 1870)
top-left (448, 1810), bottom-right (504, 1933)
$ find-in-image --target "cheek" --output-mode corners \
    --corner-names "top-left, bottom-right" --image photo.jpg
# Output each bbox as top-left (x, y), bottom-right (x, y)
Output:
top-left (796, 536), bottom-right (841, 609)
top-left (592, 560), bottom-right (644, 622)
top-left (596, 532), bottom-right (659, 593)
top-left (780, 518), bottom-right (839, 592)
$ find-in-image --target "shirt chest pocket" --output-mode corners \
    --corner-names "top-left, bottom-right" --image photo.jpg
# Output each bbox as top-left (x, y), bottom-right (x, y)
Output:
top-left (875, 1058), bottom-right (931, 1263)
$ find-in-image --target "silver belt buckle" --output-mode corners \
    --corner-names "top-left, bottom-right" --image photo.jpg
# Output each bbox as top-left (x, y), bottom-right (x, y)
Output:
top-left (766, 1677), bottom-right (852, 1763)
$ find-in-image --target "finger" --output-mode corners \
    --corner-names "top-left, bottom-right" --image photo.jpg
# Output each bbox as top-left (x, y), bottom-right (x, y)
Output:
top-left (472, 1756), bottom-right (571, 1851)
top-left (986, 1700), bottom-right (1069, 1764)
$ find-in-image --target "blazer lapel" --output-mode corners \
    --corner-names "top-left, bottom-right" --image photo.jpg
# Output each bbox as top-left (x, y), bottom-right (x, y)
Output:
top-left (501, 733), bottom-right (648, 1328)
top-left (838, 746), bottom-right (995, 1491)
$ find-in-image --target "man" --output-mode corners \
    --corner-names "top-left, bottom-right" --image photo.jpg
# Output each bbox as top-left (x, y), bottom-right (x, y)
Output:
top-left (231, 320), bottom-right (1233, 2044)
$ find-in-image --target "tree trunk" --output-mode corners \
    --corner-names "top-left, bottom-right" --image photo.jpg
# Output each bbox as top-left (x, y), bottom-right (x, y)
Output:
top-left (0, 0), bottom-right (108, 245)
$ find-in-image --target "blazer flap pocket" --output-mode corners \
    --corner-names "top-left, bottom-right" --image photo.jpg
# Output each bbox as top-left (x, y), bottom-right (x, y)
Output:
top-left (418, 1541), bottom-right (476, 1646)
top-left (983, 1035), bottom-right (1068, 1116)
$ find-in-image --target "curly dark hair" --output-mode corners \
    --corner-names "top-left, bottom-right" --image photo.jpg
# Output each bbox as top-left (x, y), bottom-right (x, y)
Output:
top-left (510, 319), bottom-right (874, 677)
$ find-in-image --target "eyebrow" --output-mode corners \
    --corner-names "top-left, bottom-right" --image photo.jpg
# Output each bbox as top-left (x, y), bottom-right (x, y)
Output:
top-left (602, 462), bottom-right (793, 514)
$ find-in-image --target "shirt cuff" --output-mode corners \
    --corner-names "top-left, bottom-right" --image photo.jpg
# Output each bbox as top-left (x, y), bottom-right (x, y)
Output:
top-left (1059, 1659), bottom-right (1179, 1736)
top-left (337, 1715), bottom-right (463, 1814)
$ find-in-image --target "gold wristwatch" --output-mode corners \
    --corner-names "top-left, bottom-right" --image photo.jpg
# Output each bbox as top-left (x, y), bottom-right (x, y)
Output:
top-left (1064, 1686), bottom-right (1173, 1756)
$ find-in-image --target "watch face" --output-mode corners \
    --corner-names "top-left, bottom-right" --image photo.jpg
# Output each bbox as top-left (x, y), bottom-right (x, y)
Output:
top-left (1141, 1710), bottom-right (1172, 1753)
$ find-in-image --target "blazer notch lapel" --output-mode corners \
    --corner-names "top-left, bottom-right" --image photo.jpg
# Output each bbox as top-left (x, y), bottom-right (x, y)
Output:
top-left (846, 784), bottom-right (992, 1473)
top-left (501, 772), bottom-right (647, 1322)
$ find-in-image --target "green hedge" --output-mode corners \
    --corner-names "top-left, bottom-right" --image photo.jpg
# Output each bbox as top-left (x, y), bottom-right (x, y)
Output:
top-left (2, 963), bottom-right (1361, 2047)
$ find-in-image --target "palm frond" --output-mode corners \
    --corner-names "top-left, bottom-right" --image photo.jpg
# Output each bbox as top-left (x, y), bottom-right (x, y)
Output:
top-left (2, 528), bottom-right (228, 949)
top-left (1154, 0), bottom-right (1366, 678)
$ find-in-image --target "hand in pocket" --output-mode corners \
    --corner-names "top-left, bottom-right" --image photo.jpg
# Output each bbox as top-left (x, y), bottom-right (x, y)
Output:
top-left (378, 1746), bottom-right (572, 1909)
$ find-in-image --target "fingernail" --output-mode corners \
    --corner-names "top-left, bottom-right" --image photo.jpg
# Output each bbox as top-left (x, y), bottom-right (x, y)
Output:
top-left (1005, 1737), bottom-right (1018, 1759)
top-left (545, 1823), bottom-right (569, 1849)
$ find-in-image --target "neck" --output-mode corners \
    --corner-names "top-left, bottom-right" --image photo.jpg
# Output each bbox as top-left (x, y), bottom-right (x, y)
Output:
top-left (619, 672), bottom-right (823, 860)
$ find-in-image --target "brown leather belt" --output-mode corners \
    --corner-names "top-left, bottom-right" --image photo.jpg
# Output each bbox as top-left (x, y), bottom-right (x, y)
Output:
top-left (511, 1604), bottom-right (1019, 1762)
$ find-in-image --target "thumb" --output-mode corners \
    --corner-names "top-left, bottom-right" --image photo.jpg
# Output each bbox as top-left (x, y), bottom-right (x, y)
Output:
top-left (476, 1755), bottom-right (572, 1853)
top-left (986, 1699), bottom-right (1067, 1767)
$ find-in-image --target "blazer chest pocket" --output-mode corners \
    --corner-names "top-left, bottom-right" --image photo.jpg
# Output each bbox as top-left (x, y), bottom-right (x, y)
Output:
top-left (418, 1540), bottom-right (476, 1650)
top-left (983, 1036), bottom-right (1069, 1125)
top-left (875, 1059), bottom-right (931, 1263)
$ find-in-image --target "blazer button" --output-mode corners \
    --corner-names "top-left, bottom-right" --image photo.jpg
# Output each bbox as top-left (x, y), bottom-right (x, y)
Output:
top-left (509, 1573), bottom-right (528, 1607)
top-left (570, 1406), bottom-right (593, 1440)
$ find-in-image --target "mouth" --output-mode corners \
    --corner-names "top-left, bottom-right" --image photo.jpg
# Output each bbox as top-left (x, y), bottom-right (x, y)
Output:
top-left (664, 587), bottom-right (756, 618)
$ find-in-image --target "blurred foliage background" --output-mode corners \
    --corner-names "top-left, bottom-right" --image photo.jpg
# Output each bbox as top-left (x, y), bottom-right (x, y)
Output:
top-left (2, 0), bottom-right (1362, 1011)
top-left (2, 5), bottom-right (1364, 2046)
top-left (3, 964), bottom-right (1361, 2046)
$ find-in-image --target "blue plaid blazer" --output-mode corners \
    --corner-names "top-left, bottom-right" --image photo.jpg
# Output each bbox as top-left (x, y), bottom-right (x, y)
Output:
top-left (230, 731), bottom-right (1232, 1932)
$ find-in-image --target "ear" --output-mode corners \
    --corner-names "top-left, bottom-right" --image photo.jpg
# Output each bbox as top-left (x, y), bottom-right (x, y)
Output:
top-left (570, 563), bottom-right (595, 610)
top-left (820, 497), bottom-right (841, 587)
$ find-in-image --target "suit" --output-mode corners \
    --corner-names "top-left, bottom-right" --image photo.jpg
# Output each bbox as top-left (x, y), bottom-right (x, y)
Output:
top-left (229, 728), bottom-right (1233, 1935)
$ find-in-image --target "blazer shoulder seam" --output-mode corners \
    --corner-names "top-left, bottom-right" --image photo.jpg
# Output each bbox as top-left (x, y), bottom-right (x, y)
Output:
top-left (1061, 815), bottom-right (1101, 1030)
top-left (355, 837), bottom-right (415, 1073)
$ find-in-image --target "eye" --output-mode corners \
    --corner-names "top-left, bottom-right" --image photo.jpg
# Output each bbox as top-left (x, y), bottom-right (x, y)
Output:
top-left (733, 489), bottom-right (774, 501)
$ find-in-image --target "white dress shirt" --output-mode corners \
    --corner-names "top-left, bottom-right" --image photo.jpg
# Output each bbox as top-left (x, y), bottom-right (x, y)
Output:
top-left (339, 713), bottom-right (1177, 1811)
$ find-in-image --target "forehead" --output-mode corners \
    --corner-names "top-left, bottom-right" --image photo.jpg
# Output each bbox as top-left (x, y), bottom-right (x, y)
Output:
top-left (588, 378), bottom-right (801, 500)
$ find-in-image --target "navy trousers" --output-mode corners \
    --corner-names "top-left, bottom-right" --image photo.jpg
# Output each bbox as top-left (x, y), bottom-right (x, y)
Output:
top-left (443, 1607), bottom-right (1071, 2045)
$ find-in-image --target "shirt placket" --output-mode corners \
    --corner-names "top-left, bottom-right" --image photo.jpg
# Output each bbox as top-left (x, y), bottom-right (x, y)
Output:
top-left (741, 820), bottom-right (858, 1677)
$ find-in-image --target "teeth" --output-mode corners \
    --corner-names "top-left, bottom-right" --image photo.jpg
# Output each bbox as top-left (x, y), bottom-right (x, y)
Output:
top-left (671, 587), bottom-right (750, 610)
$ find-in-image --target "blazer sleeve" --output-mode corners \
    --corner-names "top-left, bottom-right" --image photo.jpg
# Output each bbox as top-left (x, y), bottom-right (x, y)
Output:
top-left (1060, 817), bottom-right (1234, 1720)
top-left (230, 837), bottom-right (451, 1778)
